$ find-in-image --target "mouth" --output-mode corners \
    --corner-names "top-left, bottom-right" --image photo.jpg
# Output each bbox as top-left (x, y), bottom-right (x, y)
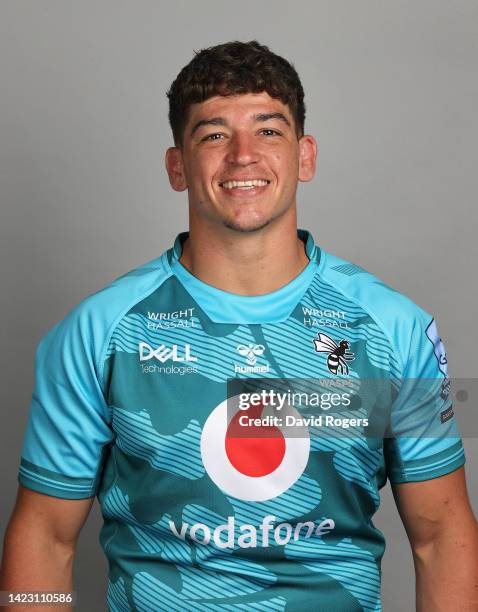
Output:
top-left (219, 179), bottom-right (270, 200)
top-left (219, 179), bottom-right (270, 191)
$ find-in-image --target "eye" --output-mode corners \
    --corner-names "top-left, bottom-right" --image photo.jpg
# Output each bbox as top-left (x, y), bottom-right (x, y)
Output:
top-left (202, 133), bottom-right (225, 142)
top-left (259, 128), bottom-right (281, 137)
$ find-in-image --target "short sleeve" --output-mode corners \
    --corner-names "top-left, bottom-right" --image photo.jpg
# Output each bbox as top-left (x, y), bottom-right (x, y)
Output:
top-left (384, 315), bottom-right (465, 484)
top-left (18, 304), bottom-right (114, 499)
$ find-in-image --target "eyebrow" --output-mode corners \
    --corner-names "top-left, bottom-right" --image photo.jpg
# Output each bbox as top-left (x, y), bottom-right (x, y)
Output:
top-left (253, 112), bottom-right (291, 127)
top-left (190, 111), bottom-right (291, 137)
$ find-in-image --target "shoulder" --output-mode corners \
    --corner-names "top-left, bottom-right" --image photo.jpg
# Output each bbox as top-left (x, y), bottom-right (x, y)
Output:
top-left (76, 252), bottom-right (172, 324)
top-left (35, 252), bottom-right (172, 377)
top-left (318, 248), bottom-right (435, 372)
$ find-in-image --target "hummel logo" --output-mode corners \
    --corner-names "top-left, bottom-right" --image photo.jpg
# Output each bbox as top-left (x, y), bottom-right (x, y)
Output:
top-left (236, 344), bottom-right (265, 366)
top-left (234, 344), bottom-right (269, 374)
top-left (139, 342), bottom-right (198, 363)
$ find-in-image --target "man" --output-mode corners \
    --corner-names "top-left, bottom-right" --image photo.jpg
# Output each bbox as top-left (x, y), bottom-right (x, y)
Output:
top-left (1, 40), bottom-right (477, 611)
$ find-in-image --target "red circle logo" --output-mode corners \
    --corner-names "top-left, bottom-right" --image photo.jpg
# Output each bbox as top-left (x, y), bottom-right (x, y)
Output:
top-left (201, 394), bottom-right (310, 501)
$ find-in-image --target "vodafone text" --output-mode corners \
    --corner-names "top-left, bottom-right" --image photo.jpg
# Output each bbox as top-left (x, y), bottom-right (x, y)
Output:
top-left (169, 515), bottom-right (335, 548)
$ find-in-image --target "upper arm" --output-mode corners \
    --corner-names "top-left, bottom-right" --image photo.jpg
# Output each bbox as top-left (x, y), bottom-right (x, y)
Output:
top-left (391, 466), bottom-right (477, 551)
top-left (384, 315), bottom-right (465, 484)
top-left (18, 301), bottom-right (114, 500)
top-left (6, 485), bottom-right (95, 548)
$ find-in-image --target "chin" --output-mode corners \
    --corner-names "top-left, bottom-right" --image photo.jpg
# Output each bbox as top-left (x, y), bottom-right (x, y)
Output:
top-left (222, 204), bottom-right (291, 233)
top-left (223, 217), bottom-right (273, 233)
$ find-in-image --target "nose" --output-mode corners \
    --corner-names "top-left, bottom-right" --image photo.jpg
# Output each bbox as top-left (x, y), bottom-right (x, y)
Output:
top-left (225, 131), bottom-right (260, 166)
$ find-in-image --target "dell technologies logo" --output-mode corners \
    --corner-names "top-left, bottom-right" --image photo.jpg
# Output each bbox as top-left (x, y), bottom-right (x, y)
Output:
top-left (139, 342), bottom-right (198, 375)
top-left (139, 341), bottom-right (197, 363)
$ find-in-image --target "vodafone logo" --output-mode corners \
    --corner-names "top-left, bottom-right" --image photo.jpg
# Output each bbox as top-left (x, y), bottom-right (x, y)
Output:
top-left (200, 394), bottom-right (310, 502)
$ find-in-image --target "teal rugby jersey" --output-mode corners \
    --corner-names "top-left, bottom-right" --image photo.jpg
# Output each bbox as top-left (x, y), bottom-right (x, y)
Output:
top-left (18, 229), bottom-right (465, 611)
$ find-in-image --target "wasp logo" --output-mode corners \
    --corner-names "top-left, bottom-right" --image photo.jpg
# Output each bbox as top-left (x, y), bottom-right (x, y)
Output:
top-left (313, 333), bottom-right (355, 375)
top-left (138, 341), bottom-right (198, 363)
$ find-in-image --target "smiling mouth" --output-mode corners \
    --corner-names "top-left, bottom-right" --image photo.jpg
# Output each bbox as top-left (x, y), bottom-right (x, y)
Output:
top-left (219, 179), bottom-right (270, 190)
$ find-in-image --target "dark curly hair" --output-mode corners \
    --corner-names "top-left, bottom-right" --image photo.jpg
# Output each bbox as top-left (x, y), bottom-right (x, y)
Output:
top-left (166, 40), bottom-right (306, 146)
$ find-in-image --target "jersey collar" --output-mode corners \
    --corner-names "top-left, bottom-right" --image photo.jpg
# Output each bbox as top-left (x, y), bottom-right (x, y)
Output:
top-left (165, 229), bottom-right (321, 324)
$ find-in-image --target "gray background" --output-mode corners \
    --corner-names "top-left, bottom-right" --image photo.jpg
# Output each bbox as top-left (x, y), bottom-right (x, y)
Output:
top-left (1, 1), bottom-right (476, 610)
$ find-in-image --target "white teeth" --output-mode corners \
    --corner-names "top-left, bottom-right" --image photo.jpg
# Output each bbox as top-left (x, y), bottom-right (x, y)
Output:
top-left (221, 179), bottom-right (269, 189)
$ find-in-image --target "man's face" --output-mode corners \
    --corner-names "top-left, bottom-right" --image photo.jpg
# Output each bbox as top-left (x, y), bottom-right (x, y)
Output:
top-left (166, 92), bottom-right (317, 233)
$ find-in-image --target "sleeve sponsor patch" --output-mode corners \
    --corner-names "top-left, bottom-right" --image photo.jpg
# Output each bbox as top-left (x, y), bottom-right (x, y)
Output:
top-left (440, 405), bottom-right (454, 424)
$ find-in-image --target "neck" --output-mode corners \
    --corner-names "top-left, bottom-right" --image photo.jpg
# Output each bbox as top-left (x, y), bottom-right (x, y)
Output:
top-left (179, 211), bottom-right (310, 296)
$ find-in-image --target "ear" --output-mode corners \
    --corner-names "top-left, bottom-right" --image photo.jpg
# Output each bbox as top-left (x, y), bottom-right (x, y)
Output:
top-left (165, 147), bottom-right (188, 191)
top-left (298, 135), bottom-right (318, 182)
